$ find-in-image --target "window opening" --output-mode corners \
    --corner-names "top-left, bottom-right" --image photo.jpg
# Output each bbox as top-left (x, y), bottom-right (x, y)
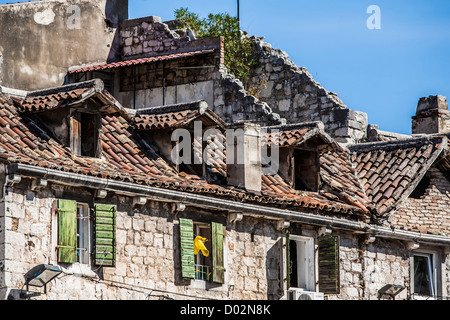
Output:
top-left (413, 252), bottom-right (437, 297)
top-left (410, 175), bottom-right (431, 199)
top-left (194, 223), bottom-right (212, 281)
top-left (288, 237), bottom-right (315, 291)
top-left (294, 149), bottom-right (319, 191)
top-left (76, 204), bottom-right (91, 265)
top-left (71, 112), bottom-right (99, 157)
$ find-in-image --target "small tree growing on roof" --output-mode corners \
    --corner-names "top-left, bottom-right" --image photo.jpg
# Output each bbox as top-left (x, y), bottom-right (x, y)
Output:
top-left (174, 7), bottom-right (257, 80)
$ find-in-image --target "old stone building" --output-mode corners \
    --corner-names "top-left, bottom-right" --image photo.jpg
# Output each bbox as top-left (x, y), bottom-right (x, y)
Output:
top-left (0, 0), bottom-right (449, 301)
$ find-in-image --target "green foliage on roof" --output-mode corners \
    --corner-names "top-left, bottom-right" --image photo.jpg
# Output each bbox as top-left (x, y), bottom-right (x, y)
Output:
top-left (174, 7), bottom-right (257, 80)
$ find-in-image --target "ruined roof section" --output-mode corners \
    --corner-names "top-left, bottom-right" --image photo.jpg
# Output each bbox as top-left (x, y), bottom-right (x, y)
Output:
top-left (349, 136), bottom-right (448, 215)
top-left (0, 92), bottom-right (363, 216)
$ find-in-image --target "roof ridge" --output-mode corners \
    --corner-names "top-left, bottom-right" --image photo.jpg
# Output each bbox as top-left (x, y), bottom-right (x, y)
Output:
top-left (26, 79), bottom-right (103, 98)
top-left (348, 134), bottom-right (445, 153)
top-left (262, 121), bottom-right (324, 132)
top-left (135, 100), bottom-right (209, 116)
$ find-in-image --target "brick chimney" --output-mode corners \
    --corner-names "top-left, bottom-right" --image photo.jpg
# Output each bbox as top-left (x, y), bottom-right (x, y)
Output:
top-left (226, 122), bottom-right (262, 193)
top-left (412, 95), bottom-right (450, 134)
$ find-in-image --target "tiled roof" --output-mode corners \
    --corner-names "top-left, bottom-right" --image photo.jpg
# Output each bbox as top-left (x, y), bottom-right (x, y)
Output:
top-left (261, 123), bottom-right (370, 212)
top-left (349, 136), bottom-right (448, 215)
top-left (19, 88), bottom-right (89, 113)
top-left (68, 49), bottom-right (216, 74)
top-left (0, 91), bottom-right (363, 216)
top-left (262, 122), bottom-right (339, 153)
top-left (13, 80), bottom-right (132, 120)
top-left (320, 151), bottom-right (372, 213)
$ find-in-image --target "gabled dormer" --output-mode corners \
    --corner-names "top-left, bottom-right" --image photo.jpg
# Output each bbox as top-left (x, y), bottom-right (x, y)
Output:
top-left (262, 122), bottom-right (340, 192)
top-left (14, 79), bottom-right (131, 159)
top-left (133, 100), bottom-right (227, 181)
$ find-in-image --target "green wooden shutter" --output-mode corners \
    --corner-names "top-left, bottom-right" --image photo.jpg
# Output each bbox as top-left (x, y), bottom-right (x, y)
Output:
top-left (94, 203), bottom-right (116, 267)
top-left (318, 235), bottom-right (340, 294)
top-left (211, 222), bottom-right (225, 283)
top-left (57, 199), bottom-right (77, 263)
top-left (180, 218), bottom-right (195, 279)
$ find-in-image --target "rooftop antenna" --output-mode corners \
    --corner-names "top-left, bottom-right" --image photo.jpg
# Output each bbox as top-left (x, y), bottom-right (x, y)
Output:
top-left (237, 0), bottom-right (240, 27)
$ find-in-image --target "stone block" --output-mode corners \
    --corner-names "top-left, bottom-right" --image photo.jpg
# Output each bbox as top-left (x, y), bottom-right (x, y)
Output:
top-left (124, 37), bottom-right (133, 46)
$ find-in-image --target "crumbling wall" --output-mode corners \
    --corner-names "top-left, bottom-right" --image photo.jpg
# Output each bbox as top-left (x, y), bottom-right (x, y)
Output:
top-left (120, 16), bottom-right (191, 58)
top-left (212, 74), bottom-right (282, 126)
top-left (115, 17), bottom-right (282, 125)
top-left (246, 36), bottom-right (368, 144)
top-left (412, 95), bottom-right (450, 134)
top-left (116, 16), bottom-right (371, 138)
top-left (0, 0), bottom-right (127, 91)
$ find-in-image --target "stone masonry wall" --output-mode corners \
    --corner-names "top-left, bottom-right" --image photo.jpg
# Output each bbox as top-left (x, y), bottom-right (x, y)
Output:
top-left (120, 16), bottom-right (191, 58)
top-left (329, 234), bottom-right (410, 300)
top-left (391, 167), bottom-right (450, 236)
top-left (0, 178), bottom-right (285, 300)
top-left (117, 16), bottom-right (282, 125)
top-left (2, 178), bottom-right (448, 300)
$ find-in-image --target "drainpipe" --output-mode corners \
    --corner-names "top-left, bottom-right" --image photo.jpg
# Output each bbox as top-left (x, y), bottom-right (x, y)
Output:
top-left (133, 65), bottom-right (136, 109)
top-left (162, 61), bottom-right (166, 106)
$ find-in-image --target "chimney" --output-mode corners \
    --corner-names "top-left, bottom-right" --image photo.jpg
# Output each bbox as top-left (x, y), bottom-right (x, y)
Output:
top-left (226, 122), bottom-right (262, 193)
top-left (412, 95), bottom-right (450, 134)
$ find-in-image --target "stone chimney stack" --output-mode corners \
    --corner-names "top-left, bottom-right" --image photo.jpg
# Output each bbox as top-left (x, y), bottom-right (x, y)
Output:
top-left (412, 95), bottom-right (450, 134)
top-left (226, 122), bottom-right (262, 193)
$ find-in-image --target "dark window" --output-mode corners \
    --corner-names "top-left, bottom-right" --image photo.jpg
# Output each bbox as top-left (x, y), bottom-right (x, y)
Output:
top-left (71, 112), bottom-right (99, 157)
top-left (410, 175), bottom-right (431, 199)
top-left (413, 253), bottom-right (436, 297)
top-left (294, 149), bottom-right (319, 191)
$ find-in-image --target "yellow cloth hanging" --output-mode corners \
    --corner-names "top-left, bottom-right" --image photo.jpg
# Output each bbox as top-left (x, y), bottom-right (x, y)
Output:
top-left (194, 236), bottom-right (209, 257)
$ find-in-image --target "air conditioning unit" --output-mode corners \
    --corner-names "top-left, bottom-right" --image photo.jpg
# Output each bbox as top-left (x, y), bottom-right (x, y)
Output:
top-left (287, 288), bottom-right (324, 300)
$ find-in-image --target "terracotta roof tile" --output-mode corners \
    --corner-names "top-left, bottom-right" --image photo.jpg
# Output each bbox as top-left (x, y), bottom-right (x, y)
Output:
top-left (0, 93), bottom-right (362, 216)
top-left (349, 136), bottom-right (447, 215)
top-left (69, 49), bottom-right (216, 74)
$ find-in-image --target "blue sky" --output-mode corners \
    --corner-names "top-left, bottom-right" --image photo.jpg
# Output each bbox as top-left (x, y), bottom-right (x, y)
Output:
top-left (2, 1), bottom-right (449, 134)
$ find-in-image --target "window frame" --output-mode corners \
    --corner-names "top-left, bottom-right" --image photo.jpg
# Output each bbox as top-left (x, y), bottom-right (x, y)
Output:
top-left (76, 202), bottom-right (91, 265)
top-left (411, 250), bottom-right (439, 299)
top-left (69, 109), bottom-right (101, 158)
top-left (194, 222), bottom-right (212, 281)
top-left (179, 218), bottom-right (225, 284)
top-left (287, 235), bottom-right (316, 291)
top-left (53, 200), bottom-right (116, 273)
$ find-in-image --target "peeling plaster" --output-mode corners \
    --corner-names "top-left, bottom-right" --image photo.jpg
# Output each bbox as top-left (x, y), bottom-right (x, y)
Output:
top-left (33, 8), bottom-right (55, 26)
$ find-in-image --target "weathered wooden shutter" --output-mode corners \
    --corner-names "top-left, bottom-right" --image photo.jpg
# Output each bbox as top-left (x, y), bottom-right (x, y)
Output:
top-left (57, 199), bottom-right (77, 263)
top-left (285, 229), bottom-right (291, 289)
top-left (70, 114), bottom-right (81, 156)
top-left (318, 235), bottom-right (340, 294)
top-left (179, 218), bottom-right (195, 279)
top-left (211, 222), bottom-right (225, 283)
top-left (94, 204), bottom-right (116, 267)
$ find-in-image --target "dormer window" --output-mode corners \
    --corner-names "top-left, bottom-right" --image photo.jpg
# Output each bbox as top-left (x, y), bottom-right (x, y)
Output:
top-left (70, 111), bottom-right (100, 157)
top-left (293, 149), bottom-right (320, 192)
